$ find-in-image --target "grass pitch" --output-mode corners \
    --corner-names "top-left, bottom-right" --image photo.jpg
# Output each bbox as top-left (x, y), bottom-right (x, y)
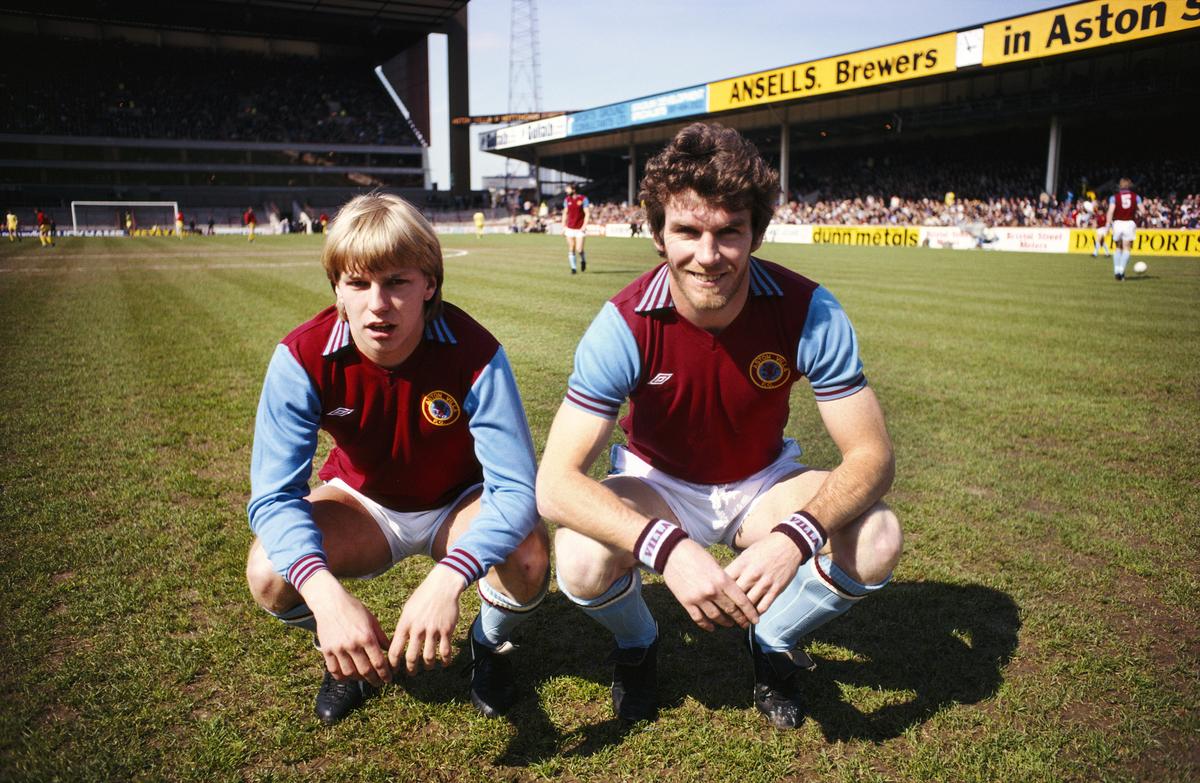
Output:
top-left (0, 234), bottom-right (1197, 782)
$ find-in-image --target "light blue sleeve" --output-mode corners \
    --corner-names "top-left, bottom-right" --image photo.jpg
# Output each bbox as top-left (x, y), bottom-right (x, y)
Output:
top-left (246, 344), bottom-right (324, 581)
top-left (447, 346), bottom-right (540, 578)
top-left (796, 287), bottom-right (867, 401)
top-left (564, 302), bottom-right (640, 419)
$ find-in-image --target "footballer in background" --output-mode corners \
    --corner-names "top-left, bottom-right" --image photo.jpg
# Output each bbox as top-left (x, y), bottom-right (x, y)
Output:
top-left (1106, 178), bottom-right (1143, 281)
top-left (1090, 198), bottom-right (1111, 257)
top-left (562, 184), bottom-right (590, 274)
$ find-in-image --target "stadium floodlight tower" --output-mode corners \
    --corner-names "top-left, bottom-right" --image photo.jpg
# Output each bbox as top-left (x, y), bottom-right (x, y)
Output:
top-left (71, 200), bottom-right (179, 235)
top-left (505, 0), bottom-right (542, 200)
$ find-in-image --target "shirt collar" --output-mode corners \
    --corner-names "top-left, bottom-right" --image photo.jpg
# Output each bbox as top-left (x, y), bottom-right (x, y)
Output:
top-left (320, 314), bottom-right (457, 358)
top-left (633, 257), bottom-right (783, 314)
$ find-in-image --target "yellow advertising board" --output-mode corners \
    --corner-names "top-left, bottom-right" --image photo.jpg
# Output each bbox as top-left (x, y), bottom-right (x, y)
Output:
top-left (707, 33), bottom-right (957, 113)
top-left (811, 226), bottom-right (921, 248)
top-left (1069, 228), bottom-right (1200, 256)
top-left (983, 0), bottom-right (1200, 66)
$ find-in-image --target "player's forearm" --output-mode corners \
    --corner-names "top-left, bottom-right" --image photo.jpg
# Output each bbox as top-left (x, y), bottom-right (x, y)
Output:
top-left (420, 563), bottom-right (471, 598)
top-left (454, 346), bottom-right (540, 576)
top-left (799, 442), bottom-right (894, 535)
top-left (299, 569), bottom-right (351, 613)
top-left (536, 465), bottom-right (648, 553)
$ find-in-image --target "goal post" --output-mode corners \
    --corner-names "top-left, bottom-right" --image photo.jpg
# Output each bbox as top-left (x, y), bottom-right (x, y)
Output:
top-left (70, 200), bottom-right (179, 235)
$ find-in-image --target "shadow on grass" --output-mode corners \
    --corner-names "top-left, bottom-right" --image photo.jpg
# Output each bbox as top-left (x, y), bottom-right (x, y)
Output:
top-left (392, 580), bottom-right (1019, 763)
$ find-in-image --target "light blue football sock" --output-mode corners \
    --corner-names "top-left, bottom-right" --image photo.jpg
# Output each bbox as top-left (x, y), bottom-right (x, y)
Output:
top-left (558, 570), bottom-right (658, 649)
top-left (753, 554), bottom-right (890, 653)
top-left (269, 601), bottom-right (317, 634)
top-left (472, 570), bottom-right (549, 648)
top-left (568, 252), bottom-right (577, 271)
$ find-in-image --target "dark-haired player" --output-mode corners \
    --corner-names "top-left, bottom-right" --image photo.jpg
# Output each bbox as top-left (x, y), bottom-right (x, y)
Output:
top-left (537, 123), bottom-right (901, 729)
top-left (562, 184), bottom-right (590, 273)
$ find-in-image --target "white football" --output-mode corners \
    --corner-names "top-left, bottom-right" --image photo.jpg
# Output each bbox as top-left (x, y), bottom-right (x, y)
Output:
top-left (1133, 261), bottom-right (1148, 274)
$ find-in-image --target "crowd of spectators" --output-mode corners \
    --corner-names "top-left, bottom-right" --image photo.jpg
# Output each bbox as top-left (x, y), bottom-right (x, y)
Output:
top-left (771, 193), bottom-right (1200, 229)
top-left (564, 192), bottom-right (1199, 231)
top-left (0, 36), bottom-right (416, 146)
top-left (563, 149), bottom-right (1200, 230)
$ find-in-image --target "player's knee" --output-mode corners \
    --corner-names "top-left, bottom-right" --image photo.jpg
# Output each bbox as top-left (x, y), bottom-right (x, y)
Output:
top-left (499, 524), bottom-right (550, 600)
top-left (862, 503), bottom-right (903, 579)
top-left (245, 540), bottom-right (289, 611)
top-left (554, 527), bottom-right (625, 599)
top-left (828, 502), bottom-right (902, 586)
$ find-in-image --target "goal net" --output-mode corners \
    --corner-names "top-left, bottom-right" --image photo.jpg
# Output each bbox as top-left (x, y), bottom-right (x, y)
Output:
top-left (71, 201), bottom-right (179, 235)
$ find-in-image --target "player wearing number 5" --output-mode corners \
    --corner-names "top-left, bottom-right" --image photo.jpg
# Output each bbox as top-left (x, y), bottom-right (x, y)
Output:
top-left (536, 123), bottom-right (901, 729)
top-left (245, 193), bottom-right (548, 725)
top-left (1106, 178), bottom-right (1143, 281)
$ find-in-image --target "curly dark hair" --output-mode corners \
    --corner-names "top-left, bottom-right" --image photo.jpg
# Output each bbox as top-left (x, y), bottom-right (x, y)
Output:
top-left (638, 123), bottom-right (779, 248)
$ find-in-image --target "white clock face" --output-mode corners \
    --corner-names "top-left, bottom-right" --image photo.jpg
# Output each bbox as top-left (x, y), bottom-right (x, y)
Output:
top-left (957, 28), bottom-right (984, 67)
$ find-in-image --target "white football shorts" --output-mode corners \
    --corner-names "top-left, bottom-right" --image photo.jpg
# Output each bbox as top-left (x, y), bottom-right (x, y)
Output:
top-left (324, 477), bottom-right (482, 578)
top-left (608, 439), bottom-right (806, 549)
top-left (1095, 225), bottom-right (1109, 238)
top-left (563, 226), bottom-right (586, 239)
top-left (1111, 219), bottom-right (1136, 243)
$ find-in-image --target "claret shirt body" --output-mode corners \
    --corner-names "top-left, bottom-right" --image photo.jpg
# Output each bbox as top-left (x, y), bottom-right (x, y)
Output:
top-left (565, 258), bottom-right (867, 484)
top-left (248, 303), bottom-right (538, 587)
top-left (1110, 188), bottom-right (1142, 221)
top-left (563, 193), bottom-right (589, 230)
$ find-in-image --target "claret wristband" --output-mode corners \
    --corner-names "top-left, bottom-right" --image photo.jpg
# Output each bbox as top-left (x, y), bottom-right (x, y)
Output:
top-left (634, 518), bottom-right (687, 573)
top-left (772, 511), bottom-right (828, 562)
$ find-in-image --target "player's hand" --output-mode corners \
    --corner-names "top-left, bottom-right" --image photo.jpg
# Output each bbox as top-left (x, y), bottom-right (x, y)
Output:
top-left (303, 573), bottom-right (393, 687)
top-left (661, 538), bottom-right (760, 631)
top-left (387, 565), bottom-right (466, 676)
top-left (725, 532), bottom-right (805, 615)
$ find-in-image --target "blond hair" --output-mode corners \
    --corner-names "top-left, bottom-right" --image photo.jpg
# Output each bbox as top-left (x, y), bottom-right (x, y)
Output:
top-left (322, 193), bottom-right (444, 322)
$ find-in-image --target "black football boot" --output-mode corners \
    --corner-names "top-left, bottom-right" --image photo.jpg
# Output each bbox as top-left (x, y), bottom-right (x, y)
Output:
top-left (609, 638), bottom-right (659, 723)
top-left (314, 668), bottom-right (377, 725)
top-left (468, 636), bottom-right (516, 718)
top-left (747, 630), bottom-right (816, 729)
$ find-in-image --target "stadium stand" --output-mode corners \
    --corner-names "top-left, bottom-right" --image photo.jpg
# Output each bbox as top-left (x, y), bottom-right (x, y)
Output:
top-left (0, 32), bottom-right (432, 221)
top-left (0, 37), bottom-right (416, 145)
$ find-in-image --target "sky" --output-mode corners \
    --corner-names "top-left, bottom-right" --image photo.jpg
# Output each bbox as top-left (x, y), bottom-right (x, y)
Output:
top-left (424, 0), bottom-right (1070, 190)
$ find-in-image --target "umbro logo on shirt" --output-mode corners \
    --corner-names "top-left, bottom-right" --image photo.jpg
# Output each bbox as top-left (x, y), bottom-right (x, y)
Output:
top-left (327, 407), bottom-right (355, 417)
top-left (648, 373), bottom-right (673, 386)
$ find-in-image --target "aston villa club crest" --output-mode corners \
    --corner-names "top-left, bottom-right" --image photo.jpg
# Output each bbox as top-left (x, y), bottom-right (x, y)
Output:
top-left (421, 390), bottom-right (461, 426)
top-left (749, 351), bottom-right (790, 389)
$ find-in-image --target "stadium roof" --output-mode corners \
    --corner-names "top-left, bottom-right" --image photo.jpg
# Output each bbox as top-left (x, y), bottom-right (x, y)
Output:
top-left (482, 0), bottom-right (1199, 180)
top-left (1, 0), bottom-right (467, 47)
